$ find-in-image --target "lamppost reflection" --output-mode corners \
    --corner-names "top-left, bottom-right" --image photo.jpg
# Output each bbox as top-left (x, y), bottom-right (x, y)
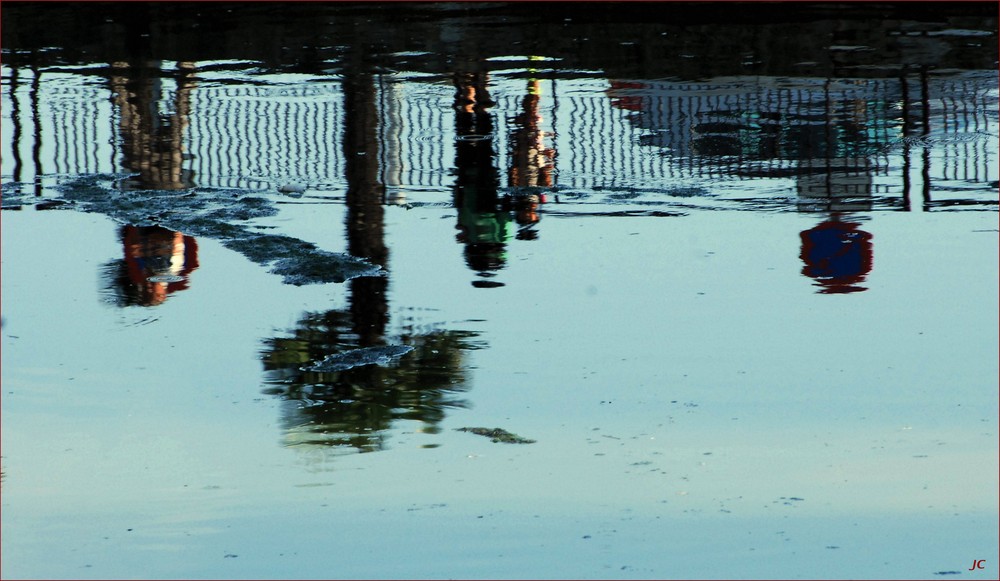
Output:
top-left (507, 71), bottom-right (555, 240)
top-left (451, 69), bottom-right (509, 287)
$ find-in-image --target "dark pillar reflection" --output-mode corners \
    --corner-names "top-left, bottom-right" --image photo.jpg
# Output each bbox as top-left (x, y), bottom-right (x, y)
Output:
top-left (109, 60), bottom-right (197, 190)
top-left (899, 65), bottom-right (936, 212)
top-left (342, 68), bottom-right (389, 346)
top-left (29, 61), bottom-right (43, 196)
top-left (918, 65), bottom-right (932, 210)
top-left (106, 3), bottom-right (193, 190)
top-left (9, 65), bottom-right (23, 184)
top-left (899, 72), bottom-right (912, 211)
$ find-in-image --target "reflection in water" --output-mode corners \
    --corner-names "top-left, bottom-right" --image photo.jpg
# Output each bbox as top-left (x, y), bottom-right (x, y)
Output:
top-left (257, 54), bottom-right (480, 455)
top-left (101, 225), bottom-right (199, 307)
top-left (110, 60), bottom-right (197, 190)
top-left (796, 169), bottom-right (874, 214)
top-left (799, 215), bottom-right (873, 294)
top-left (341, 62), bottom-right (390, 347)
top-left (507, 69), bottom-right (555, 240)
top-left (452, 69), bottom-right (553, 286)
top-left (1, 6), bottom-right (995, 303)
top-left (260, 311), bottom-right (479, 453)
top-left (607, 77), bottom-right (895, 182)
top-left (452, 69), bottom-right (508, 285)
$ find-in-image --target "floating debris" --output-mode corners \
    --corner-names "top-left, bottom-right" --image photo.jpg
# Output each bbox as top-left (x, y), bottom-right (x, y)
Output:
top-left (302, 344), bottom-right (415, 373)
top-left (146, 274), bottom-right (185, 283)
top-left (277, 183), bottom-right (306, 194)
top-left (456, 427), bottom-right (536, 444)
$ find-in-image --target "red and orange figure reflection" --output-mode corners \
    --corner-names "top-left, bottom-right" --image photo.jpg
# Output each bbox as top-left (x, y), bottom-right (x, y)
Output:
top-left (509, 78), bottom-right (555, 192)
top-left (121, 225), bottom-right (199, 306)
top-left (508, 77), bottom-right (554, 229)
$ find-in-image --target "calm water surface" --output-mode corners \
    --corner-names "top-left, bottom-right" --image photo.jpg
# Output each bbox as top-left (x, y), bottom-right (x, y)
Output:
top-left (1, 3), bottom-right (998, 579)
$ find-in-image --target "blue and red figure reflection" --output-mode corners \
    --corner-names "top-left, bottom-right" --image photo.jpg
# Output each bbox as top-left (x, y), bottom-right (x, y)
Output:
top-left (799, 217), bottom-right (873, 294)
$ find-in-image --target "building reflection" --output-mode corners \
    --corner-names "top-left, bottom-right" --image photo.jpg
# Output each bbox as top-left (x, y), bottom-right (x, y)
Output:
top-left (101, 224), bottom-right (199, 307)
top-left (608, 77), bottom-right (884, 294)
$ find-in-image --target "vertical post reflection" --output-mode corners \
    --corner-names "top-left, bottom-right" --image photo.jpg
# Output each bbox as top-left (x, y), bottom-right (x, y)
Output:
top-left (452, 67), bottom-right (508, 287)
top-left (900, 72), bottom-right (912, 211)
top-left (109, 61), bottom-right (197, 190)
top-left (507, 67), bottom-right (555, 239)
top-left (29, 60), bottom-right (42, 196)
top-left (9, 66), bottom-right (23, 184)
top-left (342, 64), bottom-right (389, 346)
top-left (919, 65), bottom-right (932, 210)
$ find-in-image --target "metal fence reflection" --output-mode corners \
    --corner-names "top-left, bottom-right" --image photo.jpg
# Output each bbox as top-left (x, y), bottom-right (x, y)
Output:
top-left (2, 66), bottom-right (996, 210)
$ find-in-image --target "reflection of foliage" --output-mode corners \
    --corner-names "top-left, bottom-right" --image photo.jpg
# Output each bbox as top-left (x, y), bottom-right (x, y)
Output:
top-left (260, 311), bottom-right (480, 453)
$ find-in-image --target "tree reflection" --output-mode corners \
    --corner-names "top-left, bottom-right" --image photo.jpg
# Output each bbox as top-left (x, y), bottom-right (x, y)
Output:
top-left (260, 312), bottom-right (479, 453)
top-left (257, 49), bottom-right (480, 455)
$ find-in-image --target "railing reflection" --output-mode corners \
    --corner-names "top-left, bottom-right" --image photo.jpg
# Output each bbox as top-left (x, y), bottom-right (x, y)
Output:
top-left (4, 64), bottom-right (994, 206)
top-left (2, 50), bottom-right (996, 308)
top-left (604, 72), bottom-right (996, 208)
